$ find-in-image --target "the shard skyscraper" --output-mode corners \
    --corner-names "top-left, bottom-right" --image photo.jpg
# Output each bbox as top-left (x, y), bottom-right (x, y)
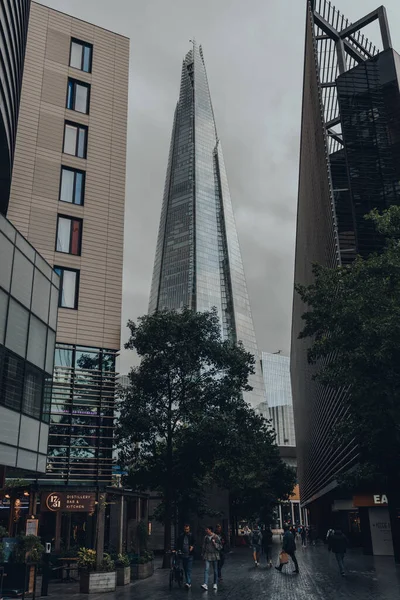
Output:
top-left (149, 42), bottom-right (266, 410)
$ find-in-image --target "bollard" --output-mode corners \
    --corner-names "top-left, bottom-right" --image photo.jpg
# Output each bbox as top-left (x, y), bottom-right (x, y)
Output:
top-left (41, 544), bottom-right (52, 596)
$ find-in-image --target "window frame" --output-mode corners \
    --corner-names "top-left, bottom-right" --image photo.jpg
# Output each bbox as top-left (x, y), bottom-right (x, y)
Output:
top-left (69, 38), bottom-right (93, 73)
top-left (63, 121), bottom-right (88, 159)
top-left (54, 266), bottom-right (80, 310)
top-left (59, 166), bottom-right (86, 205)
top-left (66, 78), bottom-right (90, 114)
top-left (55, 215), bottom-right (83, 256)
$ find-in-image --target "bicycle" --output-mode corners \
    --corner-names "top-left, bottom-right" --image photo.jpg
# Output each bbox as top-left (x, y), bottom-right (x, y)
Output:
top-left (169, 550), bottom-right (184, 589)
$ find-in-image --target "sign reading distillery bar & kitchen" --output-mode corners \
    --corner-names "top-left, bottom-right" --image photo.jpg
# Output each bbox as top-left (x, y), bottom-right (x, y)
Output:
top-left (41, 492), bottom-right (96, 512)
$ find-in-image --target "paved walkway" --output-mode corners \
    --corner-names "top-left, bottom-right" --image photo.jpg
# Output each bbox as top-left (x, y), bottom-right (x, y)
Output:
top-left (48, 540), bottom-right (400, 600)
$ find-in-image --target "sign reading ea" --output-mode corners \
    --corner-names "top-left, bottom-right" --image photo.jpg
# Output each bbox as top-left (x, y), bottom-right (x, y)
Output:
top-left (374, 494), bottom-right (388, 505)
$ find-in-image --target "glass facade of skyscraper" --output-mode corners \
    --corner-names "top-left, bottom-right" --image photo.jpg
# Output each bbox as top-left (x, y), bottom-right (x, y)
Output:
top-left (149, 43), bottom-right (265, 409)
top-left (260, 353), bottom-right (296, 447)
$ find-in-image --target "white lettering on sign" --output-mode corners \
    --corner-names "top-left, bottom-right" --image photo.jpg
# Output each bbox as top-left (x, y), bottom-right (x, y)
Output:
top-left (374, 495), bottom-right (388, 505)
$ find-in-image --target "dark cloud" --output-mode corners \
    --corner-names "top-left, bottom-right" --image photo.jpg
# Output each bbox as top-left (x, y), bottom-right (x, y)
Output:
top-left (39, 0), bottom-right (400, 372)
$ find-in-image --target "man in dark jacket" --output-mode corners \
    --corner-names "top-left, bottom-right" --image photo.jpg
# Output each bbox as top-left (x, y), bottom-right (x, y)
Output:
top-left (275, 525), bottom-right (299, 574)
top-left (177, 524), bottom-right (195, 588)
top-left (215, 524), bottom-right (228, 581)
top-left (328, 529), bottom-right (348, 576)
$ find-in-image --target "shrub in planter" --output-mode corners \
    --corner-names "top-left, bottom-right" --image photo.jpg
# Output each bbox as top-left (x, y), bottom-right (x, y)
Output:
top-left (115, 554), bottom-right (130, 586)
top-left (12, 534), bottom-right (45, 563)
top-left (129, 550), bottom-right (154, 581)
top-left (78, 549), bottom-right (116, 594)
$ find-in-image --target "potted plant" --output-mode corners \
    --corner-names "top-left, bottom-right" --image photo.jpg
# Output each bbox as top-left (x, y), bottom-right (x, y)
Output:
top-left (3, 534), bottom-right (44, 596)
top-left (115, 553), bottom-right (130, 586)
top-left (129, 549), bottom-right (154, 580)
top-left (78, 548), bottom-right (116, 594)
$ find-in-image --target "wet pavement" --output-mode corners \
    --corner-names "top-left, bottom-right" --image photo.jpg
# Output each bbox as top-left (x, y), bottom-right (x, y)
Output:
top-left (48, 538), bottom-right (400, 600)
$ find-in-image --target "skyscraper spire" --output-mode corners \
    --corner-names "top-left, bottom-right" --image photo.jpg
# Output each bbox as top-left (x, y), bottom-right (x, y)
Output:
top-left (149, 44), bottom-right (266, 410)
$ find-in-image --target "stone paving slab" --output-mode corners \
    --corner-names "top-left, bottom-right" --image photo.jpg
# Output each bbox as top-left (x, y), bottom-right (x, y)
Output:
top-left (46, 540), bottom-right (400, 600)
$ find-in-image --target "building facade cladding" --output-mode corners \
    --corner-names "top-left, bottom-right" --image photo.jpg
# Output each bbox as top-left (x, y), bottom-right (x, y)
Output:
top-left (291, 1), bottom-right (350, 507)
top-left (292, 0), bottom-right (399, 508)
top-left (336, 49), bottom-right (400, 258)
top-left (0, 211), bottom-right (59, 472)
top-left (149, 43), bottom-right (265, 410)
top-left (7, 2), bottom-right (129, 485)
top-left (0, 0), bottom-right (30, 215)
top-left (260, 353), bottom-right (296, 448)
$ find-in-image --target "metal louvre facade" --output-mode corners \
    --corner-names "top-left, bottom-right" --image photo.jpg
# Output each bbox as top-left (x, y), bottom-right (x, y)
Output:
top-left (45, 343), bottom-right (117, 485)
top-left (292, 1), bottom-right (398, 507)
top-left (149, 43), bottom-right (266, 409)
top-left (0, 0), bottom-right (30, 215)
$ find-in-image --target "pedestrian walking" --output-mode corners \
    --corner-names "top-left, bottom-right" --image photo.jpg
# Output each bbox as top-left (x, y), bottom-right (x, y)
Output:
top-left (201, 526), bottom-right (222, 591)
top-left (251, 525), bottom-right (263, 566)
top-left (215, 523), bottom-right (228, 581)
top-left (300, 526), bottom-right (307, 548)
top-left (328, 529), bottom-right (348, 576)
top-left (262, 525), bottom-right (273, 567)
top-left (275, 525), bottom-right (299, 574)
top-left (177, 524), bottom-right (195, 589)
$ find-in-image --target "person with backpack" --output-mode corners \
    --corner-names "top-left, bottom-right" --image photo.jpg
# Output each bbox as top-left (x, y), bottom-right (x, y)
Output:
top-left (251, 525), bottom-right (263, 566)
top-left (262, 525), bottom-right (273, 567)
top-left (275, 525), bottom-right (299, 574)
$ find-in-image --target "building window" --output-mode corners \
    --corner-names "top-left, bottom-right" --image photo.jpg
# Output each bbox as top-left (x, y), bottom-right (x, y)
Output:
top-left (63, 122), bottom-right (88, 158)
top-left (54, 267), bottom-right (79, 309)
top-left (70, 39), bottom-right (92, 73)
top-left (66, 78), bottom-right (90, 114)
top-left (60, 167), bottom-right (85, 205)
top-left (56, 216), bottom-right (82, 256)
top-left (23, 364), bottom-right (43, 420)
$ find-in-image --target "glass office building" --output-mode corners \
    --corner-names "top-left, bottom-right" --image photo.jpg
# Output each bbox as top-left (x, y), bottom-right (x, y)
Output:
top-left (0, 212), bottom-right (58, 472)
top-left (260, 353), bottom-right (296, 448)
top-left (149, 42), bottom-right (265, 409)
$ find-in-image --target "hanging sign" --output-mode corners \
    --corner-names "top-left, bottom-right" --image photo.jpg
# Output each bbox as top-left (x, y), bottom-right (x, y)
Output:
top-left (41, 492), bottom-right (96, 512)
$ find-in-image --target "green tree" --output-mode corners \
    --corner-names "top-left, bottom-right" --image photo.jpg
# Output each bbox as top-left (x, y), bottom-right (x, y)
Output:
top-left (295, 205), bottom-right (400, 562)
top-left (116, 307), bottom-right (255, 562)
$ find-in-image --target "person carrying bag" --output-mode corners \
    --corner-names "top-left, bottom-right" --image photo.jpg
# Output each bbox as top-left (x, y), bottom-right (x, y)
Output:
top-left (275, 525), bottom-right (300, 574)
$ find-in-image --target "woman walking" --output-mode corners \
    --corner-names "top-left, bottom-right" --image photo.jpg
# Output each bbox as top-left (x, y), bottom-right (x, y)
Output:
top-left (201, 526), bottom-right (221, 591)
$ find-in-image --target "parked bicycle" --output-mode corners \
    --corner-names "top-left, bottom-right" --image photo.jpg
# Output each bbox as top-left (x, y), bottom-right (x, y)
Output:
top-left (169, 550), bottom-right (184, 589)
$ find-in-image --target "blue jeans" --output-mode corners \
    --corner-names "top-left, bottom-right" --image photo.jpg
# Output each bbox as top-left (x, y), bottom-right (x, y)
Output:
top-left (335, 552), bottom-right (345, 574)
top-left (182, 556), bottom-right (193, 585)
top-left (204, 560), bottom-right (218, 585)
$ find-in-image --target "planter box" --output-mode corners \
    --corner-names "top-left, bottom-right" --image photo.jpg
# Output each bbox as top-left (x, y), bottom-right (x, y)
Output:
top-left (35, 574), bottom-right (42, 598)
top-left (79, 571), bottom-right (116, 594)
top-left (130, 560), bottom-right (154, 580)
top-left (116, 566), bottom-right (131, 586)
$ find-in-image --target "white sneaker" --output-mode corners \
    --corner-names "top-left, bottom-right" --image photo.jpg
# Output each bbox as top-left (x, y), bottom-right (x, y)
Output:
top-left (201, 584), bottom-right (208, 591)
top-left (213, 583), bottom-right (218, 590)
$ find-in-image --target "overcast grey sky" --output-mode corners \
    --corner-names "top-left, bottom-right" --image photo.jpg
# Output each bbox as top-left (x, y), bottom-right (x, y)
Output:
top-left (39, 0), bottom-right (400, 374)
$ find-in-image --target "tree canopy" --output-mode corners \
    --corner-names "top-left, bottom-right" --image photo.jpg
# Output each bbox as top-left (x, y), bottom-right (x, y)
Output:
top-left (116, 307), bottom-right (295, 555)
top-left (295, 205), bottom-right (400, 561)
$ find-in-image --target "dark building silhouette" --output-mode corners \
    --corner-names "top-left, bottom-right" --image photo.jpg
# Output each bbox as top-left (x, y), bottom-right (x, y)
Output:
top-left (291, 0), bottom-right (399, 551)
top-left (0, 0), bottom-right (30, 214)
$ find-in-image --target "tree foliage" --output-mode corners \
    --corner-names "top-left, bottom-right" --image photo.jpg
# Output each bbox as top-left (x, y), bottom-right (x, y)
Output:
top-left (295, 205), bottom-right (400, 491)
top-left (116, 307), bottom-right (295, 552)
